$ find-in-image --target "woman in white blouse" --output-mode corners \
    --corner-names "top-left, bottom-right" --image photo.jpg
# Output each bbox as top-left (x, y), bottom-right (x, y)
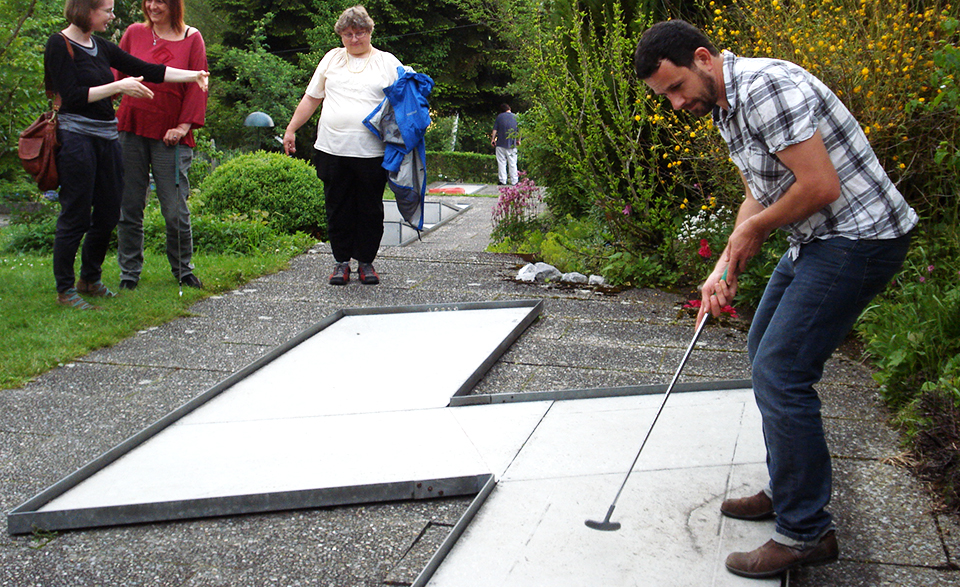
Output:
top-left (283, 5), bottom-right (401, 286)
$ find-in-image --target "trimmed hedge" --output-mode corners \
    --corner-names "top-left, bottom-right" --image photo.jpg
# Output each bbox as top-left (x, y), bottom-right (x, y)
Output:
top-left (199, 151), bottom-right (326, 238)
top-left (427, 151), bottom-right (497, 184)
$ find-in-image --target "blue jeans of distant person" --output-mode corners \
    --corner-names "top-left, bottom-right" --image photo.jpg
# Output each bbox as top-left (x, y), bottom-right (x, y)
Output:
top-left (748, 233), bottom-right (911, 547)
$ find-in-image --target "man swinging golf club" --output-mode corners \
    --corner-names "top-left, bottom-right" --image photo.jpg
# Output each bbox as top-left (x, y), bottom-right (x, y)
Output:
top-left (633, 20), bottom-right (917, 579)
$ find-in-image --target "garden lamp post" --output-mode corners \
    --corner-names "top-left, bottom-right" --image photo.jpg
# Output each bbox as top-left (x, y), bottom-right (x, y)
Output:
top-left (243, 111), bottom-right (274, 151)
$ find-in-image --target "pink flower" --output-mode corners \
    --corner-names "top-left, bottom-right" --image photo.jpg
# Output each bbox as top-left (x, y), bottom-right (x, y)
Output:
top-left (927, 265), bottom-right (934, 272)
top-left (683, 299), bottom-right (738, 318)
top-left (623, 205), bottom-right (632, 216)
top-left (698, 239), bottom-right (712, 259)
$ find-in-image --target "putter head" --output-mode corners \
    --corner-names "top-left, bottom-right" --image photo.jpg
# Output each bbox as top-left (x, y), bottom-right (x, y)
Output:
top-left (584, 519), bottom-right (621, 531)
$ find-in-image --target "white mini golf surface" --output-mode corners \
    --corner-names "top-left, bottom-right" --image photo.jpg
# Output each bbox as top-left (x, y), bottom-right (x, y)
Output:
top-left (14, 300), bottom-right (777, 585)
top-left (426, 391), bottom-right (777, 587)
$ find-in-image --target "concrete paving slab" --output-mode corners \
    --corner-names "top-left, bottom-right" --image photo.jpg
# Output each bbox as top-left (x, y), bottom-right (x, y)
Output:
top-left (501, 390), bottom-right (758, 481)
top-left (39, 409), bottom-right (490, 511)
top-left (448, 401), bottom-right (552, 477)
top-left (471, 362), bottom-right (656, 395)
top-left (427, 468), bottom-right (775, 587)
top-left (423, 389), bottom-right (774, 586)
top-left (831, 459), bottom-right (946, 567)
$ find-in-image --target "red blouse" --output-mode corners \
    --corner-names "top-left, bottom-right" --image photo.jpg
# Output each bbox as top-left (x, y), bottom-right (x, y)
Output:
top-left (115, 23), bottom-right (208, 147)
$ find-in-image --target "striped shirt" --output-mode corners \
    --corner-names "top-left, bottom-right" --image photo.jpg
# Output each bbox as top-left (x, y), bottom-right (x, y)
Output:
top-left (712, 51), bottom-right (917, 258)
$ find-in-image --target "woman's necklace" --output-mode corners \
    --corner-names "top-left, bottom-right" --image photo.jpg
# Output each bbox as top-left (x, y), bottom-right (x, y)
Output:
top-left (346, 51), bottom-right (372, 74)
top-left (152, 25), bottom-right (175, 46)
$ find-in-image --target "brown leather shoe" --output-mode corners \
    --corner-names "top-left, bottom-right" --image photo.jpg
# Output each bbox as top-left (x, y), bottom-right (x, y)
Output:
top-left (725, 531), bottom-right (839, 578)
top-left (721, 490), bottom-right (775, 520)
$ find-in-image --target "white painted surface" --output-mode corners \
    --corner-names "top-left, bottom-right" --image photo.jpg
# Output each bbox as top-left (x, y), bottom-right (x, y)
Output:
top-left (39, 306), bottom-right (534, 511)
top-left (30, 302), bottom-right (775, 586)
top-left (426, 389), bottom-right (777, 587)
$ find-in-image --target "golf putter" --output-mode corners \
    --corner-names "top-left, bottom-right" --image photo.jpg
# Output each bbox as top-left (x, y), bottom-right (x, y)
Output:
top-left (585, 305), bottom-right (715, 531)
top-left (175, 142), bottom-right (183, 298)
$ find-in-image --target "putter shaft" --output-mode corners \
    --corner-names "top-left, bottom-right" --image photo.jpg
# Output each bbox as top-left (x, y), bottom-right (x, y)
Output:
top-left (584, 314), bottom-right (710, 530)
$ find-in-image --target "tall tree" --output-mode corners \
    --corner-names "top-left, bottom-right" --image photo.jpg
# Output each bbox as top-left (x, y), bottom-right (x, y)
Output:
top-left (209, 0), bottom-right (517, 116)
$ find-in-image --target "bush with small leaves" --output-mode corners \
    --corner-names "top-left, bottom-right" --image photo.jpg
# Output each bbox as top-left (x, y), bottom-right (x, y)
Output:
top-left (200, 151), bottom-right (326, 239)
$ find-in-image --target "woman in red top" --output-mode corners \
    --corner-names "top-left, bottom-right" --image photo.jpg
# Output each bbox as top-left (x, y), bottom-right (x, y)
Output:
top-left (115, 0), bottom-right (207, 290)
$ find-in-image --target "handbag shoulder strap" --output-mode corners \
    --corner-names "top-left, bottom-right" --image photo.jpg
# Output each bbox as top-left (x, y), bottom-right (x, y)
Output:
top-left (60, 32), bottom-right (75, 59)
top-left (47, 33), bottom-right (73, 110)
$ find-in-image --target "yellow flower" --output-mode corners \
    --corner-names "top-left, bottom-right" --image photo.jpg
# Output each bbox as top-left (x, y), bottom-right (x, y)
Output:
top-left (634, 115), bottom-right (642, 121)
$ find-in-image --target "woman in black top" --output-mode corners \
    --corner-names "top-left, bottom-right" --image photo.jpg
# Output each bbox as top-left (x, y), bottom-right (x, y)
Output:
top-left (45, 0), bottom-right (208, 309)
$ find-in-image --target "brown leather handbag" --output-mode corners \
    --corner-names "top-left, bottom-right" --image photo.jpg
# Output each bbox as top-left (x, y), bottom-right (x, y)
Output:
top-left (18, 33), bottom-right (73, 192)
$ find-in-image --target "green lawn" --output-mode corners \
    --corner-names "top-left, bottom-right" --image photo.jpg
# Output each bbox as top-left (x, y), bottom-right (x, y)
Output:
top-left (0, 247), bottom-right (309, 390)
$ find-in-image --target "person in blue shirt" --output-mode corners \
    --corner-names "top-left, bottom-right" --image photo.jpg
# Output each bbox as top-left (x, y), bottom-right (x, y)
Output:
top-left (491, 103), bottom-right (520, 186)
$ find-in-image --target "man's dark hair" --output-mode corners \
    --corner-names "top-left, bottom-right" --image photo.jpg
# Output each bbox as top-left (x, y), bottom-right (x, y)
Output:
top-left (500, 103), bottom-right (511, 113)
top-left (633, 20), bottom-right (719, 79)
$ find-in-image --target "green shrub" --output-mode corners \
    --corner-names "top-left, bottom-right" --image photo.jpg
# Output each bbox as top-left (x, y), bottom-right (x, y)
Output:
top-left (521, 4), bottom-right (679, 265)
top-left (199, 150), bottom-right (326, 238)
top-left (425, 116), bottom-right (457, 152)
top-left (141, 204), bottom-right (313, 255)
top-left (187, 127), bottom-right (224, 190)
top-left (454, 114), bottom-right (496, 154)
top-left (426, 151), bottom-right (496, 183)
top-left (857, 222), bottom-right (960, 411)
top-left (1, 202), bottom-right (58, 254)
top-left (425, 114), bottom-right (496, 155)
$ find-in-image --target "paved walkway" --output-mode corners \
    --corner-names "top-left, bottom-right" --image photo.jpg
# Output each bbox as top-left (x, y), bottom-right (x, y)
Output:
top-left (2, 192), bottom-right (958, 586)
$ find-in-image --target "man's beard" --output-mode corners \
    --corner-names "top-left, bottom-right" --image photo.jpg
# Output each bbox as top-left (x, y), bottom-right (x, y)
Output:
top-left (687, 69), bottom-right (719, 117)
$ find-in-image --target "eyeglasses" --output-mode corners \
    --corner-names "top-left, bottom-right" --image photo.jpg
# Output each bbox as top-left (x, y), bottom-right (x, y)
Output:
top-left (340, 30), bottom-right (370, 40)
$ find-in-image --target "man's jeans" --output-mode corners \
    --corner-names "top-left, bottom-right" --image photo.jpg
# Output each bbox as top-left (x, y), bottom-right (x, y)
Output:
top-left (748, 234), bottom-right (911, 546)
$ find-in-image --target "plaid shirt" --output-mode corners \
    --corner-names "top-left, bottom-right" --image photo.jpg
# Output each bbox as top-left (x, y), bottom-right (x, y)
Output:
top-left (713, 51), bottom-right (917, 258)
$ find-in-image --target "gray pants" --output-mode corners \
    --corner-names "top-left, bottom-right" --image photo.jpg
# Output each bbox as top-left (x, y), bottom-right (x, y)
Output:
top-left (495, 146), bottom-right (518, 185)
top-left (118, 132), bottom-right (195, 282)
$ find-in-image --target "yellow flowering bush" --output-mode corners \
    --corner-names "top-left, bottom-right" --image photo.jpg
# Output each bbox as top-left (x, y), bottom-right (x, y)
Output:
top-left (667, 0), bottom-right (956, 215)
